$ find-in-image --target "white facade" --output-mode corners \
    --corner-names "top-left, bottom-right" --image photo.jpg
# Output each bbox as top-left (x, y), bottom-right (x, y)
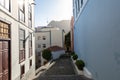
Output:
top-left (0, 0), bottom-right (35, 80)
top-left (35, 27), bottom-right (64, 67)
top-left (73, 0), bottom-right (120, 80)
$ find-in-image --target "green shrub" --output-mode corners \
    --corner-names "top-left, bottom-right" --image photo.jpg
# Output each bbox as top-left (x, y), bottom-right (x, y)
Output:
top-left (71, 52), bottom-right (75, 56)
top-left (42, 49), bottom-right (52, 61)
top-left (72, 54), bottom-right (78, 60)
top-left (75, 60), bottom-right (85, 70)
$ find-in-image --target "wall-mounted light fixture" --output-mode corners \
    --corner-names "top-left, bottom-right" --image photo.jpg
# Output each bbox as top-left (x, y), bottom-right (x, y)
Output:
top-left (31, 2), bottom-right (36, 5)
top-left (24, 32), bottom-right (35, 42)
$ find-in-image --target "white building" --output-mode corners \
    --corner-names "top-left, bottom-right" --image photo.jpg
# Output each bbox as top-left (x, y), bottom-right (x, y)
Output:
top-left (73, 0), bottom-right (120, 80)
top-left (35, 27), bottom-right (64, 67)
top-left (0, 0), bottom-right (35, 80)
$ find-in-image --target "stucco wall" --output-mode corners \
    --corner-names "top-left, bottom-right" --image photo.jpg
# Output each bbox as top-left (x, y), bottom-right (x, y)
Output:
top-left (35, 31), bottom-right (51, 52)
top-left (74, 0), bottom-right (120, 80)
top-left (0, 0), bottom-right (35, 80)
top-left (35, 27), bottom-right (64, 53)
top-left (51, 30), bottom-right (63, 47)
top-left (35, 28), bottom-right (64, 67)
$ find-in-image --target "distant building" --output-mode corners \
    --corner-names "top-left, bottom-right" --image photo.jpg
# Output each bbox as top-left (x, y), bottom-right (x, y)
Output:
top-left (73, 0), bottom-right (120, 80)
top-left (47, 20), bottom-right (71, 34)
top-left (70, 16), bottom-right (74, 52)
top-left (35, 26), bottom-right (64, 68)
top-left (0, 0), bottom-right (35, 80)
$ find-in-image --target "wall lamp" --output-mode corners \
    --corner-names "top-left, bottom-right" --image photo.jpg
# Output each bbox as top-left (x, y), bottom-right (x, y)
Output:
top-left (31, 2), bottom-right (36, 5)
top-left (24, 32), bottom-right (35, 42)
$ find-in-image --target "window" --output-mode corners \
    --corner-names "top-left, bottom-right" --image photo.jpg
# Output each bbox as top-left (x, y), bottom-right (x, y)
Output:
top-left (19, 29), bottom-right (25, 62)
top-left (38, 60), bottom-right (41, 63)
top-left (29, 59), bottom-right (32, 68)
top-left (75, 0), bottom-right (78, 17)
top-left (43, 44), bottom-right (46, 48)
top-left (43, 36), bottom-right (46, 40)
top-left (81, 0), bottom-right (83, 7)
top-left (0, 0), bottom-right (10, 11)
top-left (38, 52), bottom-right (41, 56)
top-left (29, 33), bottom-right (32, 57)
top-left (0, 21), bottom-right (10, 39)
top-left (21, 65), bottom-right (25, 78)
top-left (19, 0), bottom-right (25, 22)
top-left (28, 4), bottom-right (32, 27)
top-left (38, 44), bottom-right (41, 48)
top-left (75, 0), bottom-right (81, 17)
top-left (77, 0), bottom-right (80, 12)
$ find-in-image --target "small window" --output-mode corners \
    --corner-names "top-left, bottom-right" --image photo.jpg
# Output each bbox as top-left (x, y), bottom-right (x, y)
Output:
top-left (29, 33), bottom-right (32, 57)
top-left (28, 4), bottom-right (32, 27)
top-left (38, 60), bottom-right (41, 63)
top-left (0, 21), bottom-right (10, 39)
top-left (21, 65), bottom-right (25, 78)
top-left (43, 44), bottom-right (46, 48)
top-left (43, 36), bottom-right (46, 40)
top-left (38, 52), bottom-right (41, 56)
top-left (38, 44), bottom-right (41, 48)
top-left (75, 0), bottom-right (78, 17)
top-left (18, 0), bottom-right (25, 22)
top-left (77, 0), bottom-right (80, 12)
top-left (81, 0), bottom-right (83, 7)
top-left (30, 59), bottom-right (32, 68)
top-left (0, 0), bottom-right (10, 11)
top-left (19, 29), bottom-right (25, 63)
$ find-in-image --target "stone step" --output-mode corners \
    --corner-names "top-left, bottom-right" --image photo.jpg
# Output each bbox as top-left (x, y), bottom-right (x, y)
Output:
top-left (34, 75), bottom-right (92, 80)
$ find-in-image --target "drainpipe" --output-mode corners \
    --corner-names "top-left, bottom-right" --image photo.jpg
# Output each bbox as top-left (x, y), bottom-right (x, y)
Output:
top-left (62, 30), bottom-right (64, 47)
top-left (49, 30), bottom-right (51, 47)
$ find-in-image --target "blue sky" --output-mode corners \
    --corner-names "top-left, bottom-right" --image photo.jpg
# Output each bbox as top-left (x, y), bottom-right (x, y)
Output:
top-left (35, 0), bottom-right (73, 27)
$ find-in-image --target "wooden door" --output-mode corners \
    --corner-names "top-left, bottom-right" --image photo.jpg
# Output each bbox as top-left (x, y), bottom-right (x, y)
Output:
top-left (0, 41), bottom-right (3, 80)
top-left (0, 41), bottom-right (9, 80)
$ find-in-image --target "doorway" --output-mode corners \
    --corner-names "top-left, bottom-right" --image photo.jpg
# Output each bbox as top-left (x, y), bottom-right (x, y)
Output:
top-left (0, 41), bottom-right (10, 80)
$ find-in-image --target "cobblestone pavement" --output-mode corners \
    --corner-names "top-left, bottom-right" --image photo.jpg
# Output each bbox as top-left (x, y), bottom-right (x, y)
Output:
top-left (34, 55), bottom-right (92, 80)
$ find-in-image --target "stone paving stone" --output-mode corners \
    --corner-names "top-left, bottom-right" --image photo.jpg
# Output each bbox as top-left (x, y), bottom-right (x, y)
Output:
top-left (35, 75), bottom-right (92, 80)
top-left (37, 75), bottom-right (77, 80)
top-left (44, 56), bottom-right (75, 75)
top-left (34, 54), bottom-right (93, 80)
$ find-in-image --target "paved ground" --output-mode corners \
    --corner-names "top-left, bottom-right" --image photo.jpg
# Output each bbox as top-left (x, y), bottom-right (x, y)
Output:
top-left (34, 54), bottom-right (92, 80)
top-left (44, 55), bottom-right (75, 75)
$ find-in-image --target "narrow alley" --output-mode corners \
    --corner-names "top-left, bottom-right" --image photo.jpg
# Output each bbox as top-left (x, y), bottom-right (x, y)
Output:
top-left (34, 55), bottom-right (92, 80)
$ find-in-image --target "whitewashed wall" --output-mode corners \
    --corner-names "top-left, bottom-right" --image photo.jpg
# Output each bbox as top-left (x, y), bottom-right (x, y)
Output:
top-left (0, 0), bottom-right (35, 80)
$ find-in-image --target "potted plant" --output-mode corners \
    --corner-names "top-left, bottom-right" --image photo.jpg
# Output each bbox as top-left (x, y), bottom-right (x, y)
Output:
top-left (75, 59), bottom-right (85, 70)
top-left (71, 51), bottom-right (75, 56)
top-left (42, 49), bottom-right (52, 62)
top-left (72, 54), bottom-right (78, 60)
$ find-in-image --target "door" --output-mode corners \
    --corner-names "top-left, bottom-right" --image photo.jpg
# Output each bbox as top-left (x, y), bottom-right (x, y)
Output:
top-left (0, 41), bottom-right (9, 80)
